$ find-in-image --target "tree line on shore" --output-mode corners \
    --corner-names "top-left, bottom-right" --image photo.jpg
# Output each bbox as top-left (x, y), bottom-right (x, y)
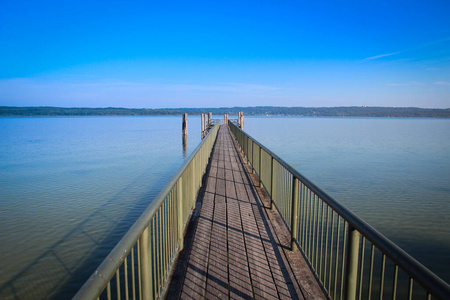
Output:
top-left (1, 106), bottom-right (449, 118)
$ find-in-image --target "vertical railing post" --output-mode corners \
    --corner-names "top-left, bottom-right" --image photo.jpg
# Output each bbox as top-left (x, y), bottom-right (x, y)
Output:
top-left (344, 226), bottom-right (360, 300)
top-left (191, 158), bottom-right (196, 208)
top-left (259, 146), bottom-right (262, 187)
top-left (139, 226), bottom-right (153, 300)
top-left (291, 177), bottom-right (300, 250)
top-left (177, 178), bottom-right (184, 251)
top-left (270, 156), bottom-right (275, 210)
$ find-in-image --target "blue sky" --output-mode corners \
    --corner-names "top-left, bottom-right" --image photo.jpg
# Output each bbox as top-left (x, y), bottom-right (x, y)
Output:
top-left (0, 0), bottom-right (449, 108)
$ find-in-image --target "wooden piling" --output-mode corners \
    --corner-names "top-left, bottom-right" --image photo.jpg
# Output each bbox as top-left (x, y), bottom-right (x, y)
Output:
top-left (182, 113), bottom-right (188, 136)
top-left (201, 114), bottom-right (205, 135)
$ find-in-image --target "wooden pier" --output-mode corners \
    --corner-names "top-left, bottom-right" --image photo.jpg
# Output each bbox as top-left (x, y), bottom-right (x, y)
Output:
top-left (167, 125), bottom-right (325, 299)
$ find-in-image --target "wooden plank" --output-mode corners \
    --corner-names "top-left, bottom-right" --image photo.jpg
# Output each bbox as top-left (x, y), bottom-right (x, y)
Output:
top-left (224, 134), bottom-right (254, 300)
top-left (205, 127), bottom-right (229, 299)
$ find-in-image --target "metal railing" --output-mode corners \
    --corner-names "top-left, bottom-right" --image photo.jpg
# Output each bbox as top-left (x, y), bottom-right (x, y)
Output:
top-left (74, 122), bottom-right (220, 300)
top-left (228, 122), bottom-right (450, 300)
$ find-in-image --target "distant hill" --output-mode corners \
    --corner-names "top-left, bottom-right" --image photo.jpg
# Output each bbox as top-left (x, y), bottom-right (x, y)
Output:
top-left (1, 106), bottom-right (449, 118)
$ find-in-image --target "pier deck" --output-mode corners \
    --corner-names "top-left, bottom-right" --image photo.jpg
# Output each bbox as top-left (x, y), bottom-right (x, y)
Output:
top-left (168, 125), bottom-right (325, 299)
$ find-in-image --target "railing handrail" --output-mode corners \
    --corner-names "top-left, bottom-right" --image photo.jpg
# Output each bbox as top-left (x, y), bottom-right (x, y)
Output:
top-left (74, 122), bottom-right (220, 299)
top-left (228, 121), bottom-right (450, 299)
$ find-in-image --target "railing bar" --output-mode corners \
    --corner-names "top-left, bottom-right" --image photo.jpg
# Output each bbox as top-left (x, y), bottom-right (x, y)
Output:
top-left (137, 239), bottom-right (142, 300)
top-left (358, 237), bottom-right (366, 300)
top-left (286, 169), bottom-right (289, 226)
top-left (270, 156), bottom-right (274, 208)
top-left (107, 282), bottom-right (111, 300)
top-left (311, 193), bottom-right (316, 267)
top-left (379, 254), bottom-right (386, 300)
top-left (333, 215), bottom-right (341, 300)
top-left (301, 183), bottom-right (306, 248)
top-left (368, 244), bottom-right (375, 300)
top-left (165, 198), bottom-right (170, 282)
top-left (172, 189), bottom-right (176, 255)
top-left (408, 278), bottom-right (414, 300)
top-left (131, 245), bottom-right (136, 300)
top-left (315, 194), bottom-right (321, 270)
top-left (319, 200), bottom-right (325, 280)
top-left (162, 199), bottom-right (167, 284)
top-left (158, 209), bottom-right (162, 295)
top-left (308, 189), bottom-right (313, 259)
top-left (327, 210), bottom-right (335, 293)
top-left (168, 192), bottom-right (173, 261)
top-left (304, 187), bottom-right (309, 258)
top-left (298, 182), bottom-right (303, 245)
top-left (340, 221), bottom-right (348, 300)
top-left (152, 217), bottom-right (157, 299)
top-left (124, 257), bottom-right (129, 300)
top-left (287, 169), bottom-right (291, 227)
top-left (116, 269), bottom-right (121, 300)
top-left (392, 264), bottom-right (398, 300)
top-left (324, 205), bottom-right (330, 289)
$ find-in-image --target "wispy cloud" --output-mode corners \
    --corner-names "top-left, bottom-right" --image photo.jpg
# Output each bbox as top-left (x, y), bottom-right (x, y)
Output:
top-left (435, 81), bottom-right (450, 86)
top-left (363, 36), bottom-right (450, 62)
top-left (363, 52), bottom-right (401, 61)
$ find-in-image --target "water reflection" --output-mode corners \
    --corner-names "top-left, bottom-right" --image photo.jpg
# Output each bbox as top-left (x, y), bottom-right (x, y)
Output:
top-left (182, 134), bottom-right (188, 158)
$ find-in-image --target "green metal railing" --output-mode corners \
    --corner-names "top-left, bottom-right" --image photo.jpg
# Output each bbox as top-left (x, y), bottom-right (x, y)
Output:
top-left (74, 122), bottom-right (220, 300)
top-left (228, 122), bottom-right (450, 300)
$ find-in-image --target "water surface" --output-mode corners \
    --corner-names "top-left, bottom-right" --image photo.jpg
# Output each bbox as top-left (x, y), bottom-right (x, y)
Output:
top-left (0, 116), bottom-right (202, 299)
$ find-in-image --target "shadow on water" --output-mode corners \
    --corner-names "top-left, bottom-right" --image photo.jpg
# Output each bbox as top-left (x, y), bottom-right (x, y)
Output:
top-left (0, 170), bottom-right (172, 300)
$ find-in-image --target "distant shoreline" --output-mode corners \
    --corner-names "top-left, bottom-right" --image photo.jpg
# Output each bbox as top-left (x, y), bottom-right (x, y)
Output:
top-left (1, 106), bottom-right (449, 118)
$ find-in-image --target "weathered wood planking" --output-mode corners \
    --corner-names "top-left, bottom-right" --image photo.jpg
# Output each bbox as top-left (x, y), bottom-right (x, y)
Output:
top-left (175, 125), bottom-right (318, 299)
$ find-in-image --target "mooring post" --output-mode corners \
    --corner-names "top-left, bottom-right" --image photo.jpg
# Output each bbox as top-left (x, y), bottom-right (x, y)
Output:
top-left (182, 113), bottom-right (188, 137)
top-left (203, 114), bottom-right (207, 134)
top-left (240, 112), bottom-right (244, 130)
top-left (208, 112), bottom-right (212, 127)
top-left (201, 114), bottom-right (205, 138)
top-left (224, 114), bottom-right (228, 124)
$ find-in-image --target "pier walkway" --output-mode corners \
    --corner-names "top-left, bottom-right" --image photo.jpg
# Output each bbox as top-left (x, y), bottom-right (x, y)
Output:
top-left (167, 125), bottom-right (324, 299)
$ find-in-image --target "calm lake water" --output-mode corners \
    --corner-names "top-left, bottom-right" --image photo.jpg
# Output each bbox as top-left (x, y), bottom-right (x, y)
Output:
top-left (0, 116), bottom-right (449, 299)
top-left (0, 116), bottom-right (203, 299)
